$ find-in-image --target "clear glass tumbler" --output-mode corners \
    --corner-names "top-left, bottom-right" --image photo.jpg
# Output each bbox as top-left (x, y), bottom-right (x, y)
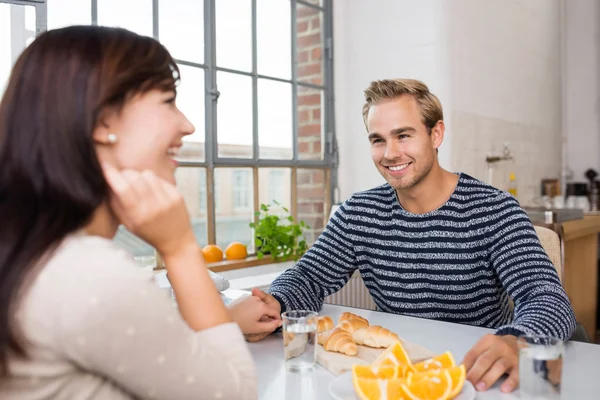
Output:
top-left (282, 310), bottom-right (318, 372)
top-left (518, 334), bottom-right (564, 400)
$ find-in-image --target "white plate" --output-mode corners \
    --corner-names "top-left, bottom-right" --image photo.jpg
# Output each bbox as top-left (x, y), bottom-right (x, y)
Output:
top-left (329, 372), bottom-right (476, 400)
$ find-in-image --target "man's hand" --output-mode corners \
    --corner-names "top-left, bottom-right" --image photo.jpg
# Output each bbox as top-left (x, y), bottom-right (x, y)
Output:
top-left (228, 288), bottom-right (282, 342)
top-left (462, 334), bottom-right (519, 393)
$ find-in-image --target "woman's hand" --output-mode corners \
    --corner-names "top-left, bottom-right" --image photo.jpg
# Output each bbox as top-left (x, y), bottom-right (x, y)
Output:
top-left (102, 164), bottom-right (196, 257)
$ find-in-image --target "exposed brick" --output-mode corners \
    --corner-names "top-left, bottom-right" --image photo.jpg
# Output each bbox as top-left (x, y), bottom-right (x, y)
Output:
top-left (297, 6), bottom-right (318, 19)
top-left (298, 124), bottom-right (321, 137)
top-left (297, 171), bottom-right (312, 184)
top-left (297, 187), bottom-right (325, 199)
top-left (297, 33), bottom-right (321, 48)
top-left (297, 203), bottom-right (314, 214)
top-left (315, 202), bottom-right (324, 213)
top-left (297, 50), bottom-right (310, 64)
top-left (312, 108), bottom-right (321, 120)
top-left (298, 64), bottom-right (321, 78)
top-left (311, 47), bottom-right (322, 61)
top-left (298, 142), bottom-right (310, 153)
top-left (297, 20), bottom-right (309, 34)
top-left (298, 94), bottom-right (321, 107)
top-left (311, 17), bottom-right (321, 30)
top-left (313, 141), bottom-right (322, 155)
top-left (298, 110), bottom-right (310, 123)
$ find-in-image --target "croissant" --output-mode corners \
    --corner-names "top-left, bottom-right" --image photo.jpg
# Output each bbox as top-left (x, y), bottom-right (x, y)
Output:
top-left (338, 312), bottom-right (369, 326)
top-left (352, 325), bottom-right (400, 348)
top-left (323, 327), bottom-right (358, 356)
top-left (338, 318), bottom-right (369, 333)
top-left (316, 316), bottom-right (334, 333)
top-left (317, 328), bottom-right (332, 345)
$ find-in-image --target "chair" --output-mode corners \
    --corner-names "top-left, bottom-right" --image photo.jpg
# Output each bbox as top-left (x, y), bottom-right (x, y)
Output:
top-left (534, 225), bottom-right (590, 343)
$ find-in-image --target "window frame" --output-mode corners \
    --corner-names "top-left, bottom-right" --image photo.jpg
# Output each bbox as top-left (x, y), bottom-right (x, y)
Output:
top-left (5, 0), bottom-right (338, 271)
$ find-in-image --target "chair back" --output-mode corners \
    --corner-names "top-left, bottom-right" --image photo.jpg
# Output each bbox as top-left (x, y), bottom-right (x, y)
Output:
top-left (533, 225), bottom-right (563, 282)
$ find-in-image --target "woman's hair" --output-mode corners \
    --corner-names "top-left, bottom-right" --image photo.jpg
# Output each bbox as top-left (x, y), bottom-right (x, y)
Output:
top-left (0, 25), bottom-right (179, 376)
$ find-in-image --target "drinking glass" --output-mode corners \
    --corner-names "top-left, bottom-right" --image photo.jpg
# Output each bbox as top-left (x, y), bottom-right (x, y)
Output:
top-left (518, 334), bottom-right (564, 400)
top-left (282, 310), bottom-right (318, 372)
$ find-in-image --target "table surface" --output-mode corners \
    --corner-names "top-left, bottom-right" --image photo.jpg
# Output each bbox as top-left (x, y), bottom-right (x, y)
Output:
top-left (248, 304), bottom-right (600, 400)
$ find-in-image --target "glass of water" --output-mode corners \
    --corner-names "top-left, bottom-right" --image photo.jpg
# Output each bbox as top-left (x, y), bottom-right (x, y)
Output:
top-left (518, 334), bottom-right (564, 400)
top-left (133, 255), bottom-right (155, 273)
top-left (282, 310), bottom-right (318, 372)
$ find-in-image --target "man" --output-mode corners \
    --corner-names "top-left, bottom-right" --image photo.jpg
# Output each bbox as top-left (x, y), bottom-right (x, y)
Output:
top-left (235, 79), bottom-right (575, 393)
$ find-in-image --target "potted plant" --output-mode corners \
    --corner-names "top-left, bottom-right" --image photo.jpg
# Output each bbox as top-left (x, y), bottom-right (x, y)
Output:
top-left (249, 201), bottom-right (310, 262)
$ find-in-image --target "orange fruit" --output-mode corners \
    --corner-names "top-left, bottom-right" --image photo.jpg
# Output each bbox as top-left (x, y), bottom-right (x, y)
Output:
top-left (202, 245), bottom-right (223, 263)
top-left (372, 341), bottom-right (415, 374)
top-left (353, 377), bottom-right (407, 400)
top-left (353, 364), bottom-right (402, 380)
top-left (412, 351), bottom-right (455, 373)
top-left (225, 242), bottom-right (248, 260)
top-left (409, 364), bottom-right (466, 398)
top-left (401, 369), bottom-right (452, 400)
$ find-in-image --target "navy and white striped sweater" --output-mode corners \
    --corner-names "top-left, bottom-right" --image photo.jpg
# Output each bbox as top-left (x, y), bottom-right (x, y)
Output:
top-left (269, 173), bottom-right (576, 339)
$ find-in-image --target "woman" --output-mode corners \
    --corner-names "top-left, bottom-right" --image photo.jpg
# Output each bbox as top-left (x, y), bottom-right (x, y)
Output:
top-left (0, 26), bottom-right (278, 399)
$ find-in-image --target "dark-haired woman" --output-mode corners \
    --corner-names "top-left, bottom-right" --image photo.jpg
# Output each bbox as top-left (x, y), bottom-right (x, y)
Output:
top-left (0, 26), bottom-right (275, 399)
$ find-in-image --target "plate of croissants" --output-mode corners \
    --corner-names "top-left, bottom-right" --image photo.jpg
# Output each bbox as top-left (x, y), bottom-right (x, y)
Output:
top-left (312, 312), bottom-right (474, 400)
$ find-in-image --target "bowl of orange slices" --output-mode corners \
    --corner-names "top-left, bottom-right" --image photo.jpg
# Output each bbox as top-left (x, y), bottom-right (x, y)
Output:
top-left (329, 341), bottom-right (475, 400)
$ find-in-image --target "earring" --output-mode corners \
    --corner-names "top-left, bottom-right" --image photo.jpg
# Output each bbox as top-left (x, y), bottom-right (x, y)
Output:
top-left (107, 133), bottom-right (118, 144)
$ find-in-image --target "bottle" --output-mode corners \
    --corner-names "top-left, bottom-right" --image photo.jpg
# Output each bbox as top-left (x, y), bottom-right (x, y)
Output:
top-left (508, 172), bottom-right (517, 198)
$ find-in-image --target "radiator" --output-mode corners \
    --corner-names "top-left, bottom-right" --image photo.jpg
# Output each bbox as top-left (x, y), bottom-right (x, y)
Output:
top-left (324, 270), bottom-right (377, 310)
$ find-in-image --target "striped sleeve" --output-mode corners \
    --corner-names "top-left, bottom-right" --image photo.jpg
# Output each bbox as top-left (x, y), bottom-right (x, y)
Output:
top-left (488, 194), bottom-right (576, 339)
top-left (268, 203), bottom-right (358, 313)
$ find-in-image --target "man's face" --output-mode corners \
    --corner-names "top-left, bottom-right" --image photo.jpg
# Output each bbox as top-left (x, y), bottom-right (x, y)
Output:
top-left (366, 96), bottom-right (441, 192)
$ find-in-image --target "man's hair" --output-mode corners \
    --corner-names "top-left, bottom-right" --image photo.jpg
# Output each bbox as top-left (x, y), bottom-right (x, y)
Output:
top-left (362, 79), bottom-right (443, 133)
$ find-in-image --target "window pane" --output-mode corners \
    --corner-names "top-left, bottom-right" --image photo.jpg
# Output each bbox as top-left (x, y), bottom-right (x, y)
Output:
top-left (298, 86), bottom-right (324, 160)
top-left (258, 79), bottom-right (292, 159)
top-left (215, 168), bottom-right (254, 252)
top-left (259, 168), bottom-right (291, 214)
top-left (257, 0), bottom-right (291, 80)
top-left (113, 227), bottom-right (154, 257)
top-left (216, 0), bottom-right (251, 72)
top-left (299, 0), bottom-right (323, 6)
top-left (176, 64), bottom-right (205, 162)
top-left (48, 0), bottom-right (91, 30)
top-left (98, 0), bottom-right (152, 37)
top-left (1, 4), bottom-right (36, 98)
top-left (176, 167), bottom-right (208, 247)
top-left (297, 169), bottom-right (326, 244)
top-left (296, 4), bottom-right (323, 85)
top-left (217, 72), bottom-right (253, 158)
top-left (159, 0), bottom-right (203, 63)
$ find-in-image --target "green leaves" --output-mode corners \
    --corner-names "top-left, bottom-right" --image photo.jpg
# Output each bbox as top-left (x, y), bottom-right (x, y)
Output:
top-left (248, 202), bottom-right (310, 262)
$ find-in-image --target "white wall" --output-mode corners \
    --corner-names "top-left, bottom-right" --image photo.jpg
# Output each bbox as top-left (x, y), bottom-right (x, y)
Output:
top-left (564, 0), bottom-right (600, 183)
top-left (334, 0), bottom-right (563, 206)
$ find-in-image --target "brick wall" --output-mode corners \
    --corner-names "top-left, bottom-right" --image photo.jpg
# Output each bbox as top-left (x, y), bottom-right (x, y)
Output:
top-left (296, 4), bottom-right (327, 244)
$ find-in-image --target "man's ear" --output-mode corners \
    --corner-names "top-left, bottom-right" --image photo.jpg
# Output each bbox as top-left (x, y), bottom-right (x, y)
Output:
top-left (431, 120), bottom-right (445, 150)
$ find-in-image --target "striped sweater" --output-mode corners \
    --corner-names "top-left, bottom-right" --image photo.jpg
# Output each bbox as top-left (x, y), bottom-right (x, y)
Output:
top-left (269, 173), bottom-right (576, 339)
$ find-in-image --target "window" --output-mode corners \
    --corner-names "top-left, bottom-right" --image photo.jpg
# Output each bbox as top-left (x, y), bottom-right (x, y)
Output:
top-left (232, 170), bottom-right (251, 210)
top-left (7, 0), bottom-right (336, 269)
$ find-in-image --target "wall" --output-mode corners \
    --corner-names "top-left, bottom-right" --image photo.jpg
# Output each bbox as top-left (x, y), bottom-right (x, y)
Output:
top-left (564, 0), bottom-right (600, 184)
top-left (334, 0), bottom-right (563, 206)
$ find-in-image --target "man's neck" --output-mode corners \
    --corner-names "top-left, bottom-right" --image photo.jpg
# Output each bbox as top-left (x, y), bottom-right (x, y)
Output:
top-left (396, 167), bottom-right (459, 214)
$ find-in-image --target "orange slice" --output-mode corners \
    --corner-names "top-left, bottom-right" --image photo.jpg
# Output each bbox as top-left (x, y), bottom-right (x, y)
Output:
top-left (353, 364), bottom-right (402, 380)
top-left (401, 369), bottom-right (452, 400)
top-left (409, 365), bottom-right (466, 398)
top-left (372, 341), bottom-right (414, 374)
top-left (412, 351), bottom-right (455, 373)
top-left (353, 377), bottom-right (407, 400)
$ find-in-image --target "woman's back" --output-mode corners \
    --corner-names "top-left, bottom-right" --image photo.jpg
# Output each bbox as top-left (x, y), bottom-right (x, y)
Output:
top-left (1, 234), bottom-right (256, 400)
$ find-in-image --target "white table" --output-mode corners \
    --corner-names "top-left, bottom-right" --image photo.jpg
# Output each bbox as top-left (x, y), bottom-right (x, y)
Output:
top-left (249, 304), bottom-right (600, 399)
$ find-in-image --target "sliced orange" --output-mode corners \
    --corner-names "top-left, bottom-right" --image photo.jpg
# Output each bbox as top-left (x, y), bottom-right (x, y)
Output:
top-left (353, 364), bottom-right (401, 380)
top-left (401, 369), bottom-right (452, 400)
top-left (353, 377), bottom-right (407, 400)
top-left (409, 365), bottom-right (466, 398)
top-left (412, 351), bottom-right (455, 373)
top-left (372, 341), bottom-right (414, 374)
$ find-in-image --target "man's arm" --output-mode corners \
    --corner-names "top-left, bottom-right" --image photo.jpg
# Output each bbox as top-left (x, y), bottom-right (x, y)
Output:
top-left (464, 194), bottom-right (576, 393)
top-left (268, 202), bottom-right (358, 313)
top-left (488, 195), bottom-right (576, 339)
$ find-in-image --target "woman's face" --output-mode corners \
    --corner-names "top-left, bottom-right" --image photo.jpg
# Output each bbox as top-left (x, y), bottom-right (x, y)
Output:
top-left (95, 89), bottom-right (194, 184)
